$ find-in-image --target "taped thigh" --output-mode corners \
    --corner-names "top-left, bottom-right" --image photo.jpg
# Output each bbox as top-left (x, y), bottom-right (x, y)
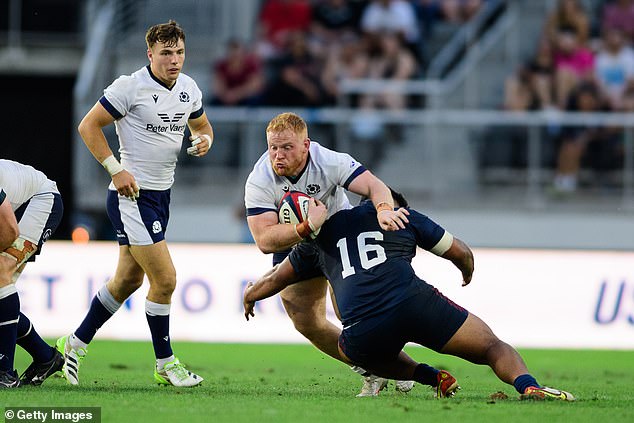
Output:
top-left (1, 237), bottom-right (38, 269)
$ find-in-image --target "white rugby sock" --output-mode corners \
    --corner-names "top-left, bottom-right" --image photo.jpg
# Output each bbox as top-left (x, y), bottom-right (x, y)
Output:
top-left (157, 355), bottom-right (176, 369)
top-left (69, 333), bottom-right (88, 350)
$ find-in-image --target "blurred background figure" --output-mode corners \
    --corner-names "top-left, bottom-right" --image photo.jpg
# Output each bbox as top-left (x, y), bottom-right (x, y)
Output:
top-left (552, 26), bottom-right (594, 108)
top-left (438, 0), bottom-right (484, 23)
top-left (359, 32), bottom-right (418, 110)
top-left (255, 0), bottom-right (313, 59)
top-left (601, 0), bottom-right (634, 45)
top-left (593, 27), bottom-right (634, 110)
top-left (524, 37), bottom-right (556, 110)
top-left (211, 38), bottom-right (266, 106)
top-left (360, 0), bottom-right (423, 64)
top-left (351, 32), bottom-right (418, 167)
top-left (310, 0), bottom-right (365, 58)
top-left (544, 0), bottom-right (590, 47)
top-left (265, 31), bottom-right (327, 107)
top-left (477, 45), bottom-right (551, 173)
top-left (552, 81), bottom-right (621, 194)
top-left (321, 35), bottom-right (369, 102)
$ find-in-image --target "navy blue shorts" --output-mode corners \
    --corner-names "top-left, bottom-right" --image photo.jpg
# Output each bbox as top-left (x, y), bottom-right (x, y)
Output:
top-left (106, 189), bottom-right (170, 246)
top-left (272, 249), bottom-right (291, 266)
top-left (338, 283), bottom-right (468, 367)
top-left (273, 244), bottom-right (324, 281)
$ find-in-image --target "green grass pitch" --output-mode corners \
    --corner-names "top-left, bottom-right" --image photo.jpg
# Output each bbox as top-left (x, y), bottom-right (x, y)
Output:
top-left (3, 341), bottom-right (633, 423)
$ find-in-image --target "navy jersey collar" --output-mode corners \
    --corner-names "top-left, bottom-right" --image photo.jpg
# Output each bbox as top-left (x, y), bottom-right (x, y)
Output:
top-left (286, 152), bottom-right (310, 184)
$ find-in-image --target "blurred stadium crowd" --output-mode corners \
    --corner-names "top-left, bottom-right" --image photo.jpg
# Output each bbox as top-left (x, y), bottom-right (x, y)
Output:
top-left (207, 0), bottom-right (630, 195)
top-left (210, 0), bottom-right (485, 108)
top-left (2, 0), bottom-right (633, 242)
top-left (492, 0), bottom-right (632, 194)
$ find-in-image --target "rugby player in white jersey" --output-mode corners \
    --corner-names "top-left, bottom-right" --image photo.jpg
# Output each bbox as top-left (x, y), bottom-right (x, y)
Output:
top-left (57, 20), bottom-right (212, 387)
top-left (244, 112), bottom-right (413, 396)
top-left (0, 160), bottom-right (64, 388)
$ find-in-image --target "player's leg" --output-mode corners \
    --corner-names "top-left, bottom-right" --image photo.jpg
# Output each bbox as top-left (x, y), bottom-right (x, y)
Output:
top-left (128, 241), bottom-right (202, 387)
top-left (17, 312), bottom-right (63, 386)
top-left (347, 351), bottom-right (457, 398)
top-left (58, 245), bottom-right (145, 385)
top-left (280, 276), bottom-right (342, 360)
top-left (285, 277), bottom-right (382, 395)
top-left (330, 284), bottom-right (416, 394)
top-left (441, 312), bottom-right (529, 382)
top-left (71, 245), bottom-right (144, 345)
top-left (10, 192), bottom-right (66, 385)
top-left (293, 279), bottom-right (417, 395)
top-left (0, 193), bottom-right (57, 388)
top-left (441, 312), bottom-right (574, 400)
top-left (337, 301), bottom-right (456, 398)
top-left (0, 255), bottom-right (20, 388)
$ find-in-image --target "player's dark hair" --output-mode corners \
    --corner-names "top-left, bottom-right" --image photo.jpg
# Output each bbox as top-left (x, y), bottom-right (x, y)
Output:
top-left (359, 187), bottom-right (409, 208)
top-left (390, 188), bottom-right (408, 208)
top-left (146, 20), bottom-right (185, 49)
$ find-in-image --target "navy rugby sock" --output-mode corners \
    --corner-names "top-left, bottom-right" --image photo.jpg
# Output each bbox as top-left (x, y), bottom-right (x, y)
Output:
top-left (513, 374), bottom-right (540, 393)
top-left (16, 313), bottom-right (54, 363)
top-left (145, 300), bottom-right (173, 360)
top-left (0, 292), bottom-right (20, 371)
top-left (413, 363), bottom-right (440, 386)
top-left (75, 295), bottom-right (115, 344)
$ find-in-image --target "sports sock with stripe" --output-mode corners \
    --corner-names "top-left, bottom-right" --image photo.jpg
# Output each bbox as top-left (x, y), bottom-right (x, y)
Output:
top-left (145, 300), bottom-right (173, 360)
top-left (0, 291), bottom-right (19, 371)
top-left (75, 285), bottom-right (122, 344)
top-left (16, 312), bottom-right (54, 363)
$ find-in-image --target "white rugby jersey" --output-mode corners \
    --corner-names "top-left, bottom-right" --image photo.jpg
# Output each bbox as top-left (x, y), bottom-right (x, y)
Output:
top-left (245, 142), bottom-right (366, 218)
top-left (0, 159), bottom-right (59, 210)
top-left (100, 65), bottom-right (204, 190)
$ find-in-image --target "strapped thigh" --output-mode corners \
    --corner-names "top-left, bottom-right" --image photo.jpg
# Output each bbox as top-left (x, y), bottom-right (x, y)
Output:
top-left (1, 237), bottom-right (38, 269)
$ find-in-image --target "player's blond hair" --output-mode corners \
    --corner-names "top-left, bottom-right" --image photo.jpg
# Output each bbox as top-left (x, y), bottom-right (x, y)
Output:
top-left (266, 112), bottom-right (308, 138)
top-left (146, 20), bottom-right (185, 49)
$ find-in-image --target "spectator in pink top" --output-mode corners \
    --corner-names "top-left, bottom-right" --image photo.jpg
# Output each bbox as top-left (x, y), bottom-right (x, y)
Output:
top-left (601, 0), bottom-right (634, 45)
top-left (553, 26), bottom-right (594, 108)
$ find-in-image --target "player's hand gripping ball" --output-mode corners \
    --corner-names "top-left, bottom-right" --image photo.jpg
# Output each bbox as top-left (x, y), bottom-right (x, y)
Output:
top-left (278, 191), bottom-right (321, 239)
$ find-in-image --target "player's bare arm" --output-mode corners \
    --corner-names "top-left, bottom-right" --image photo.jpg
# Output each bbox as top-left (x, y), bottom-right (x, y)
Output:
top-left (248, 211), bottom-right (304, 253)
top-left (186, 112), bottom-right (214, 157)
top-left (78, 102), bottom-right (139, 200)
top-left (0, 198), bottom-right (19, 251)
top-left (248, 198), bottom-right (327, 253)
top-left (0, 198), bottom-right (20, 283)
top-left (243, 259), bottom-right (300, 320)
top-left (441, 237), bottom-right (474, 286)
top-left (347, 171), bottom-right (409, 231)
top-left (247, 211), bottom-right (301, 253)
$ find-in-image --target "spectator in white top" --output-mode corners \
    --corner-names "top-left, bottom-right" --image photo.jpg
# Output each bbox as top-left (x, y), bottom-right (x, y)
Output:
top-left (594, 27), bottom-right (634, 110)
top-left (360, 0), bottom-right (421, 61)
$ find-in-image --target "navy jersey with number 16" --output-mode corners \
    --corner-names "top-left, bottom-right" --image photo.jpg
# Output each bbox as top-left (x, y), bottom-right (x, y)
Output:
top-left (289, 200), bottom-right (453, 328)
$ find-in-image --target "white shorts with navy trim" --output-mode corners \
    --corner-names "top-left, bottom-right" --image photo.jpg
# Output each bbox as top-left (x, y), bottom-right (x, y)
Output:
top-left (106, 189), bottom-right (170, 246)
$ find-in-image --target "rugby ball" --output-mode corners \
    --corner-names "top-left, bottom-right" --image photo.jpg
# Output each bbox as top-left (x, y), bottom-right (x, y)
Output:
top-left (278, 191), bottom-right (320, 238)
